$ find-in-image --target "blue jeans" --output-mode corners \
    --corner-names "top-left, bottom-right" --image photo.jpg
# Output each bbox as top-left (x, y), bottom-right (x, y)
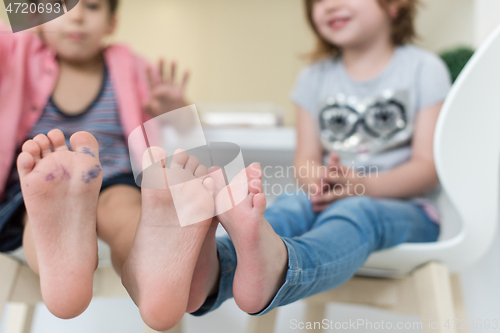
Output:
top-left (191, 194), bottom-right (440, 316)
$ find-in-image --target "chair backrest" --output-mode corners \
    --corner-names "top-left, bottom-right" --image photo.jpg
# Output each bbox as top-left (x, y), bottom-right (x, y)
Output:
top-left (433, 23), bottom-right (500, 270)
top-left (362, 24), bottom-right (500, 275)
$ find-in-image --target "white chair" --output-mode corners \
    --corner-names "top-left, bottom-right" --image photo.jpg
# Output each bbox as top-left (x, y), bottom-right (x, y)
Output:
top-left (0, 242), bottom-right (183, 333)
top-left (247, 24), bottom-right (500, 333)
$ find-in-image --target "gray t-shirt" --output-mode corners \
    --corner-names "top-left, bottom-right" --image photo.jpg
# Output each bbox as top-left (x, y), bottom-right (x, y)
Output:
top-left (291, 44), bottom-right (451, 172)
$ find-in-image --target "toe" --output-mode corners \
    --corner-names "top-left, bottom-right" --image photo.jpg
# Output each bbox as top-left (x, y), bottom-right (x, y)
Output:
top-left (248, 178), bottom-right (263, 194)
top-left (170, 149), bottom-right (189, 169)
top-left (184, 155), bottom-right (200, 174)
top-left (17, 152), bottom-right (36, 178)
top-left (33, 134), bottom-right (52, 158)
top-left (202, 177), bottom-right (215, 197)
top-left (70, 132), bottom-right (100, 157)
top-left (47, 129), bottom-right (69, 152)
top-left (247, 163), bottom-right (262, 180)
top-left (142, 146), bottom-right (168, 170)
top-left (194, 164), bottom-right (208, 178)
top-left (252, 193), bottom-right (267, 213)
top-left (142, 147), bottom-right (168, 189)
top-left (22, 140), bottom-right (41, 163)
top-left (208, 166), bottom-right (227, 196)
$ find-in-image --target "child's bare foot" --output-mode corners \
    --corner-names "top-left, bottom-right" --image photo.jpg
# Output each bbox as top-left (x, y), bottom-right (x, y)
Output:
top-left (122, 148), bottom-right (215, 331)
top-left (17, 130), bottom-right (102, 319)
top-left (186, 218), bottom-right (220, 313)
top-left (186, 166), bottom-right (228, 313)
top-left (216, 164), bottom-right (289, 314)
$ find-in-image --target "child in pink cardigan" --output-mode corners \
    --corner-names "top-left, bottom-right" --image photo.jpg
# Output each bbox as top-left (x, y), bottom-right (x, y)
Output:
top-left (0, 0), bottom-right (196, 325)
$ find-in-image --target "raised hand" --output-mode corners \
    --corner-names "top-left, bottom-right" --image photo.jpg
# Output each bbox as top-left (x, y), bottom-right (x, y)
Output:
top-left (144, 58), bottom-right (190, 117)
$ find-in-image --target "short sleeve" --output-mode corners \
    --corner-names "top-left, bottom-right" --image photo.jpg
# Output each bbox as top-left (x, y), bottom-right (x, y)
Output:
top-left (417, 53), bottom-right (452, 110)
top-left (290, 65), bottom-right (321, 115)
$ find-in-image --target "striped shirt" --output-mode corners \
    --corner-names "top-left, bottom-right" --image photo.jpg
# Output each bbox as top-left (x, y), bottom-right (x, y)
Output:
top-left (9, 65), bottom-right (132, 184)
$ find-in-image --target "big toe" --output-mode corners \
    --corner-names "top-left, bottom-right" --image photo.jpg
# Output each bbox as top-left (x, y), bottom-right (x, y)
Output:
top-left (142, 147), bottom-right (168, 189)
top-left (142, 146), bottom-right (168, 170)
top-left (70, 132), bottom-right (100, 157)
top-left (202, 177), bottom-right (215, 197)
top-left (248, 177), bottom-right (263, 195)
top-left (253, 193), bottom-right (267, 214)
top-left (247, 163), bottom-right (262, 181)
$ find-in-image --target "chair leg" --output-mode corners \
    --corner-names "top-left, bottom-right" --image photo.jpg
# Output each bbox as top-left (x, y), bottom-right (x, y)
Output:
top-left (21, 304), bottom-right (35, 333)
top-left (305, 301), bottom-right (326, 333)
top-left (450, 274), bottom-right (469, 333)
top-left (143, 320), bottom-right (183, 333)
top-left (246, 309), bottom-right (278, 333)
top-left (0, 255), bottom-right (21, 324)
top-left (412, 262), bottom-right (457, 333)
top-left (4, 303), bottom-right (35, 333)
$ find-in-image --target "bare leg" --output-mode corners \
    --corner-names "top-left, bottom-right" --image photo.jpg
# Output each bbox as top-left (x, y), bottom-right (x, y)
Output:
top-left (17, 130), bottom-right (102, 319)
top-left (96, 185), bottom-right (141, 276)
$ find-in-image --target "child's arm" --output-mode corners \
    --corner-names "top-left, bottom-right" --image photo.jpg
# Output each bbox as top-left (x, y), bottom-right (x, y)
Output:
top-left (294, 106), bottom-right (326, 189)
top-left (312, 102), bottom-right (442, 211)
top-left (360, 102), bottom-right (441, 198)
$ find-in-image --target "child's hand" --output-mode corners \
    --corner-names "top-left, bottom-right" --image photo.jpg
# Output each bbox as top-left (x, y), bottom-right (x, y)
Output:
top-left (144, 58), bottom-right (190, 117)
top-left (310, 153), bottom-right (364, 212)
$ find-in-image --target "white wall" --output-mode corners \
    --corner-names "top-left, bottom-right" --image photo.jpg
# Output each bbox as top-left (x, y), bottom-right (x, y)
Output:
top-left (475, 0), bottom-right (500, 46)
top-left (416, 0), bottom-right (476, 52)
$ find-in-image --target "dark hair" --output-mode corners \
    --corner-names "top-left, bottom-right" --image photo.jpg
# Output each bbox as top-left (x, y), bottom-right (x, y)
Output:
top-left (304, 0), bottom-right (420, 61)
top-left (108, 0), bottom-right (119, 14)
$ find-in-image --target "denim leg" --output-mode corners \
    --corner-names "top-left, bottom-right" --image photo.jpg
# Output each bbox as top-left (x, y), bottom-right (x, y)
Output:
top-left (191, 193), bottom-right (317, 316)
top-left (191, 195), bottom-right (439, 317)
top-left (265, 193), bottom-right (318, 237)
top-left (255, 196), bottom-right (440, 315)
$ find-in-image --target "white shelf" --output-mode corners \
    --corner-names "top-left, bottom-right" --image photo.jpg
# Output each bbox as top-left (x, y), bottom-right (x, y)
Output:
top-left (202, 127), bottom-right (296, 151)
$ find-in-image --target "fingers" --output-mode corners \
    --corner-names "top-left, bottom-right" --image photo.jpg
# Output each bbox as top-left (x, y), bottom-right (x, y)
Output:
top-left (329, 152), bottom-right (340, 167)
top-left (169, 61), bottom-right (176, 83)
top-left (310, 191), bottom-right (334, 205)
top-left (153, 58), bottom-right (189, 88)
top-left (159, 58), bottom-right (165, 82)
top-left (313, 203), bottom-right (330, 213)
top-left (146, 66), bottom-right (156, 92)
top-left (181, 71), bottom-right (190, 90)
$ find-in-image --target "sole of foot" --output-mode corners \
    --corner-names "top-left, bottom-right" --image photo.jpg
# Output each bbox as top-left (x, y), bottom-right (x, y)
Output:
top-left (122, 147), bottom-right (215, 331)
top-left (186, 165), bottom-right (231, 313)
top-left (215, 164), bottom-right (289, 314)
top-left (17, 129), bottom-right (102, 319)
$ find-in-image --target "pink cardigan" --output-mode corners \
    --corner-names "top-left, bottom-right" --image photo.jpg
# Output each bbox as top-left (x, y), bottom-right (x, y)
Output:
top-left (0, 22), bottom-right (159, 201)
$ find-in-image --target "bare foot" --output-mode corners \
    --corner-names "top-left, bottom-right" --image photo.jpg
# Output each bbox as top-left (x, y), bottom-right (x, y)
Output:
top-left (122, 148), bottom-right (215, 331)
top-left (186, 166), bottom-right (229, 313)
top-left (17, 130), bottom-right (102, 319)
top-left (216, 164), bottom-right (289, 314)
top-left (186, 218), bottom-right (220, 313)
